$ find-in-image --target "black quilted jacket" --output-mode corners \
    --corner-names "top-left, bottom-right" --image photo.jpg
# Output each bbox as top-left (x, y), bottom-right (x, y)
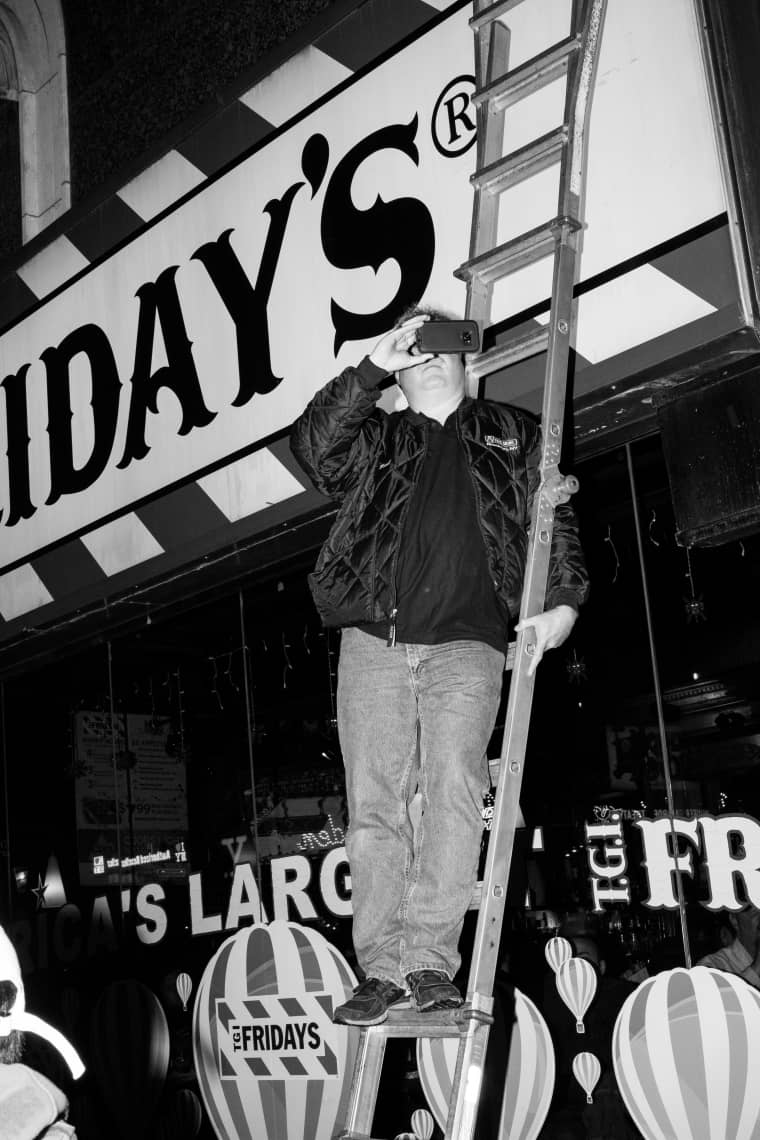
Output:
top-left (290, 360), bottom-right (589, 629)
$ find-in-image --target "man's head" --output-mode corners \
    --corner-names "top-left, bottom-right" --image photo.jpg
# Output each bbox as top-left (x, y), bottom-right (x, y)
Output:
top-left (728, 904), bottom-right (760, 954)
top-left (392, 304), bottom-right (467, 413)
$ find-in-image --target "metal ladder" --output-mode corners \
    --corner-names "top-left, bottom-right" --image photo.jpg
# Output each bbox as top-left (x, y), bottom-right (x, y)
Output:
top-left (335, 1), bottom-right (606, 1136)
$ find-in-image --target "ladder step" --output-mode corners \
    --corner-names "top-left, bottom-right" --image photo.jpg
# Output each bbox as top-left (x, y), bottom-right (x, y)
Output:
top-left (356, 1005), bottom-right (485, 1039)
top-left (466, 327), bottom-right (549, 380)
top-left (473, 34), bottom-right (582, 113)
top-left (470, 0), bottom-right (527, 32)
top-left (456, 220), bottom-right (557, 286)
top-left (472, 126), bottom-right (567, 196)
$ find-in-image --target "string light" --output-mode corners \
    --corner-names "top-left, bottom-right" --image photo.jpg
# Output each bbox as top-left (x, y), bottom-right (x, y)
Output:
top-left (282, 633), bottom-right (293, 689)
top-left (604, 524), bottom-right (620, 583)
top-left (225, 652), bottom-right (240, 694)
top-left (683, 547), bottom-right (706, 622)
top-left (209, 656), bottom-right (224, 709)
top-left (648, 508), bottom-right (660, 547)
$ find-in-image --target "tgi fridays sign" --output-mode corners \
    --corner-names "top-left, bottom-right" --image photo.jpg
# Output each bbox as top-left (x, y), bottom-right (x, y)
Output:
top-left (0, 11), bottom-right (478, 572)
top-left (585, 812), bottom-right (760, 912)
top-left (0, 0), bottom-right (723, 572)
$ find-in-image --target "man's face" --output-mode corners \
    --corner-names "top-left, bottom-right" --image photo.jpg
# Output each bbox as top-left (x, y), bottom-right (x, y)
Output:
top-left (396, 351), bottom-right (466, 408)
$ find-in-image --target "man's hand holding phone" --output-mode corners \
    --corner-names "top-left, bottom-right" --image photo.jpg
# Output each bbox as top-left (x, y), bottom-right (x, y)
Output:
top-left (369, 315), bottom-right (433, 373)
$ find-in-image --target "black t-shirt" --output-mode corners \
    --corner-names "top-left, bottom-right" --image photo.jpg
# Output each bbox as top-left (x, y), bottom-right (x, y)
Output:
top-left (358, 408), bottom-right (509, 652)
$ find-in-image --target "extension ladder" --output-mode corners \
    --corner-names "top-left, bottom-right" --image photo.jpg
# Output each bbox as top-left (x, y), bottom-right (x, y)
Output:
top-left (335, 1), bottom-right (606, 1136)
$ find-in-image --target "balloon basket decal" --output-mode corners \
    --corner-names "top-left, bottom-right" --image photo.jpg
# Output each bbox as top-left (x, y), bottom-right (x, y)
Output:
top-left (575, 1019), bottom-right (585, 1033)
top-left (192, 920), bottom-right (358, 1140)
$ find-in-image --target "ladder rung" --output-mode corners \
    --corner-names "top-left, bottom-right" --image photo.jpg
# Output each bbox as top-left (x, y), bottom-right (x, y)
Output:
top-left (473, 34), bottom-right (582, 113)
top-left (470, 0), bottom-right (527, 32)
top-left (456, 220), bottom-right (556, 286)
top-left (466, 327), bottom-right (549, 380)
top-left (458, 216), bottom-right (581, 286)
top-left (472, 126), bottom-right (567, 196)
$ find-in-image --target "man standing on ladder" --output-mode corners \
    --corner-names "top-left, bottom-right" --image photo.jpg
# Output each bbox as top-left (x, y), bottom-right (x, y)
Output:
top-left (291, 305), bottom-right (588, 1026)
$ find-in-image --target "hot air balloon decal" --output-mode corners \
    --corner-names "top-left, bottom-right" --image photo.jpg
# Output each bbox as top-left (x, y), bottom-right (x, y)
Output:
top-left (176, 971), bottom-right (193, 1013)
top-left (192, 920), bottom-right (358, 1140)
top-left (544, 936), bottom-right (572, 975)
top-left (418, 988), bottom-right (554, 1139)
top-left (154, 1087), bottom-right (203, 1140)
top-left (90, 979), bottom-right (170, 1140)
top-left (411, 1107), bottom-right (434, 1138)
top-left (556, 956), bottom-right (597, 1033)
top-left (572, 1051), bottom-right (601, 1104)
top-left (613, 965), bottom-right (760, 1140)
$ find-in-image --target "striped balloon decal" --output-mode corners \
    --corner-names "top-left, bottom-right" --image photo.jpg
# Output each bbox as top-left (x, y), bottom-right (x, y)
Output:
top-left (193, 940), bottom-right (242, 1140)
top-left (613, 966), bottom-right (760, 1140)
top-left (90, 979), bottom-right (170, 1140)
top-left (544, 936), bottom-right (572, 974)
top-left (555, 957), bottom-right (597, 1031)
top-left (499, 990), bottom-right (555, 1138)
top-left (572, 1052), bottom-right (601, 1103)
top-left (417, 989), bottom-right (554, 1140)
top-left (192, 921), bottom-right (357, 1140)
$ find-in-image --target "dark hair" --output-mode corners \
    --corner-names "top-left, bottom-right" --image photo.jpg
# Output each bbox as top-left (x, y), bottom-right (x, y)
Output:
top-left (393, 302), bottom-right (460, 327)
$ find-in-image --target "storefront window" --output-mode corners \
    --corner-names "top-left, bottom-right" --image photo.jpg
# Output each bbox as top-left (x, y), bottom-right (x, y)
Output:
top-left (1, 434), bottom-right (760, 1138)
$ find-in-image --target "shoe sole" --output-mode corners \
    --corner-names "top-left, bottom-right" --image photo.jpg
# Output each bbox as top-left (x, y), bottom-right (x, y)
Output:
top-left (414, 997), bottom-right (463, 1012)
top-left (333, 1009), bottom-right (391, 1027)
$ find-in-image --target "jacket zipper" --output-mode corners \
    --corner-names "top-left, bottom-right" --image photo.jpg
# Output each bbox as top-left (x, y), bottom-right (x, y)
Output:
top-left (386, 423), bottom-right (429, 646)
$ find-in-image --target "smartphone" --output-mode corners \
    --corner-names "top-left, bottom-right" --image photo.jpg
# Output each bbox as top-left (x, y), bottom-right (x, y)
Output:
top-left (416, 320), bottom-right (480, 354)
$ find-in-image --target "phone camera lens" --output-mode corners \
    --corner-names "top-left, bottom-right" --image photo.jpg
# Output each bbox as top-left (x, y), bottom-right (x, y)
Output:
top-left (462, 331), bottom-right (472, 346)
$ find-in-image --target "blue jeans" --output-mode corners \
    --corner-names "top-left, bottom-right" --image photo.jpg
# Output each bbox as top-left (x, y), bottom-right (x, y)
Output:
top-left (337, 628), bottom-right (505, 987)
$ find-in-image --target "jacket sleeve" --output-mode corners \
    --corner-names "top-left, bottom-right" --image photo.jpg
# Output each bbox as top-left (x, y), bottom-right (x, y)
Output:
top-left (289, 357), bottom-right (389, 498)
top-left (524, 416), bottom-right (589, 611)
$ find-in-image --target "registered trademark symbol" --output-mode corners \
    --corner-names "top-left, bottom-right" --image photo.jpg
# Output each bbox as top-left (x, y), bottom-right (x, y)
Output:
top-left (431, 75), bottom-right (477, 158)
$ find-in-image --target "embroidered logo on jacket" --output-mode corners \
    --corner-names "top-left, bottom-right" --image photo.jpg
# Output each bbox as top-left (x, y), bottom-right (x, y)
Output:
top-left (485, 434), bottom-right (519, 453)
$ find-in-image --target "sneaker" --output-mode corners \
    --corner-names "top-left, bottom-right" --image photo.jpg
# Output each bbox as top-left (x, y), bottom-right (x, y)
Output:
top-left (406, 969), bottom-right (462, 1012)
top-left (333, 977), bottom-right (407, 1026)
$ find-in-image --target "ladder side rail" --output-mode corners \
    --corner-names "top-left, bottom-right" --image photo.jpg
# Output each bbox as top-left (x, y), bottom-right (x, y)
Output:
top-left (337, 1031), bottom-right (388, 1139)
top-left (445, 229), bottom-right (580, 1140)
top-left (465, 19), bottom-right (510, 387)
top-left (559, 0), bottom-right (606, 223)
